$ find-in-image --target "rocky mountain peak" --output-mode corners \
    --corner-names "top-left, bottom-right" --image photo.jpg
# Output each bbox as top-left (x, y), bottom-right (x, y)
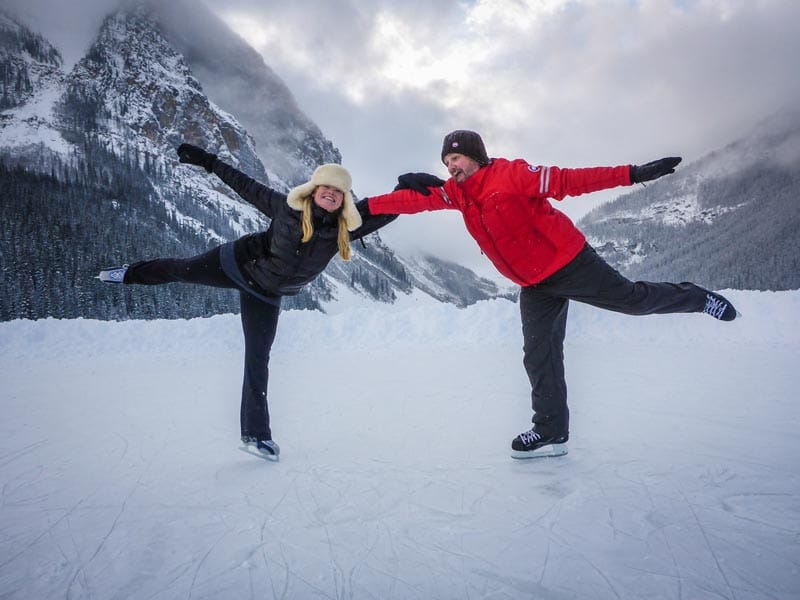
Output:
top-left (0, 10), bottom-right (63, 110)
top-left (60, 4), bottom-right (266, 182)
top-left (146, 0), bottom-right (341, 189)
top-left (0, 4), bottom-right (511, 320)
top-left (0, 10), bottom-right (61, 66)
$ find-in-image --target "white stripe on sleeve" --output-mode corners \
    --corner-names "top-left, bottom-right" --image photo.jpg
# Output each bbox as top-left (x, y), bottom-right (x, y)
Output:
top-left (539, 167), bottom-right (551, 194)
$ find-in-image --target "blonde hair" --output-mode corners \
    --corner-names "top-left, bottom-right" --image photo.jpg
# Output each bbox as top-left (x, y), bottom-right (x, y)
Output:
top-left (300, 194), bottom-right (352, 261)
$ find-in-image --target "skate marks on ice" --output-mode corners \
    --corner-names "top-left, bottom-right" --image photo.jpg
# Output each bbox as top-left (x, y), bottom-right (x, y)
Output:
top-left (214, 454), bottom-right (799, 600)
top-left (2, 292), bottom-right (800, 599)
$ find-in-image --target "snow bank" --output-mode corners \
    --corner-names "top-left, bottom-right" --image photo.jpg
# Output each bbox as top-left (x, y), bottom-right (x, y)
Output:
top-left (0, 290), bottom-right (796, 361)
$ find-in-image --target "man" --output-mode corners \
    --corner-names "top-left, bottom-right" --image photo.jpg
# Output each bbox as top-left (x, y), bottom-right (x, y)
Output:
top-left (369, 130), bottom-right (736, 459)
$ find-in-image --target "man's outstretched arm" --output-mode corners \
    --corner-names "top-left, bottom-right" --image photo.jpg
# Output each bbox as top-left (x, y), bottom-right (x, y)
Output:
top-left (368, 172), bottom-right (452, 215)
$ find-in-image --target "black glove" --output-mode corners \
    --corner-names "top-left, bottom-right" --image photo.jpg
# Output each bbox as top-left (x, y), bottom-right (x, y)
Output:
top-left (177, 143), bottom-right (216, 173)
top-left (394, 172), bottom-right (446, 195)
top-left (356, 198), bottom-right (371, 218)
top-left (630, 157), bottom-right (681, 184)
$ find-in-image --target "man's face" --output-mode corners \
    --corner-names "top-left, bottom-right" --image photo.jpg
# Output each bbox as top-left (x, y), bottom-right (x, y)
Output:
top-left (443, 153), bottom-right (481, 183)
top-left (313, 184), bottom-right (344, 212)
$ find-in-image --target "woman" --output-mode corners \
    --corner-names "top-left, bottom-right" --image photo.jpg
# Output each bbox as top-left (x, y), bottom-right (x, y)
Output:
top-left (97, 143), bottom-right (397, 460)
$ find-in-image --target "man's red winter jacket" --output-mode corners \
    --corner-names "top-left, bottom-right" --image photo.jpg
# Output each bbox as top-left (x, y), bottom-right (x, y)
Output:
top-left (367, 158), bottom-right (632, 286)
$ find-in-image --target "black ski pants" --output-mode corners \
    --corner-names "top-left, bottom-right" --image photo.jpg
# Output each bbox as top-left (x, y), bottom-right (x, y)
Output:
top-left (520, 243), bottom-right (710, 437)
top-left (126, 247), bottom-right (280, 441)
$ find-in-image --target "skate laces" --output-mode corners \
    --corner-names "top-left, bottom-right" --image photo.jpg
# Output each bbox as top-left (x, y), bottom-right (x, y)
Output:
top-left (703, 294), bottom-right (729, 320)
top-left (519, 429), bottom-right (542, 445)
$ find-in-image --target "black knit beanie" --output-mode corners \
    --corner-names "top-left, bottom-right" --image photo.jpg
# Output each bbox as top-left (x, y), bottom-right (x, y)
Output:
top-left (441, 130), bottom-right (489, 166)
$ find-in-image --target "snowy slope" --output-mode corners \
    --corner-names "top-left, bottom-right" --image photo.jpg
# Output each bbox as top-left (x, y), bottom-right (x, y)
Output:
top-left (579, 108), bottom-right (800, 290)
top-left (0, 10), bottom-right (71, 162)
top-left (1, 290), bottom-right (798, 599)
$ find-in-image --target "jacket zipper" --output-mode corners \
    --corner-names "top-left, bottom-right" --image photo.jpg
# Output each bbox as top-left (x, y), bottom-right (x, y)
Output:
top-left (471, 197), bottom-right (528, 284)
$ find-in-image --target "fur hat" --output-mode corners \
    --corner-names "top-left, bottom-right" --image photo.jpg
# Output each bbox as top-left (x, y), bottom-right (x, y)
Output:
top-left (441, 130), bottom-right (489, 166)
top-left (286, 164), bottom-right (362, 231)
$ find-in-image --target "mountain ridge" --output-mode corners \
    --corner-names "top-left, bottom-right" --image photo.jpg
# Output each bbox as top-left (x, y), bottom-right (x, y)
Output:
top-left (578, 108), bottom-right (800, 291)
top-left (0, 4), bottom-right (511, 321)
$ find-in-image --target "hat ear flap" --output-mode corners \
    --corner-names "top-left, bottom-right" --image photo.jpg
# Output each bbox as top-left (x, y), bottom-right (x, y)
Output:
top-left (341, 192), bottom-right (362, 231)
top-left (287, 182), bottom-right (315, 210)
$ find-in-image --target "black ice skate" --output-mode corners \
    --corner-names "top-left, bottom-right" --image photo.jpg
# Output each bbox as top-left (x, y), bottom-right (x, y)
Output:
top-left (703, 292), bottom-right (738, 321)
top-left (240, 436), bottom-right (280, 462)
top-left (511, 428), bottom-right (568, 459)
top-left (96, 265), bottom-right (129, 283)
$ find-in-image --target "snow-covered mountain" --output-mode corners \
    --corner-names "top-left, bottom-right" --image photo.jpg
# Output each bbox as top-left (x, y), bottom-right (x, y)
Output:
top-left (579, 109), bottom-right (800, 291)
top-left (0, 4), bottom-right (509, 321)
top-left (0, 10), bottom-right (68, 160)
top-left (147, 1), bottom-right (339, 190)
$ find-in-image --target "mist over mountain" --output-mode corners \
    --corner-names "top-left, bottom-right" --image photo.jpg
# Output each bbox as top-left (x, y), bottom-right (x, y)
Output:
top-left (146, 1), bottom-right (339, 191)
top-left (0, 4), bottom-right (510, 321)
top-left (578, 109), bottom-right (800, 291)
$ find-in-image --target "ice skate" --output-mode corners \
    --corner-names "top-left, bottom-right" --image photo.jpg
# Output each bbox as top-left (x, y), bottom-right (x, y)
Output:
top-left (511, 428), bottom-right (568, 459)
top-left (240, 436), bottom-right (280, 462)
top-left (96, 265), bottom-right (128, 283)
top-left (703, 292), bottom-right (738, 321)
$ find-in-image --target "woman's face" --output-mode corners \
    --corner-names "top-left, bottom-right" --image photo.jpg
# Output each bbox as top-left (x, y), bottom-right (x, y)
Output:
top-left (312, 185), bottom-right (345, 212)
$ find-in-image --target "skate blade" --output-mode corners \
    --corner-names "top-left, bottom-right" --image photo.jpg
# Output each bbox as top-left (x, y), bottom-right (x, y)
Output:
top-left (511, 443), bottom-right (568, 459)
top-left (239, 445), bottom-right (280, 462)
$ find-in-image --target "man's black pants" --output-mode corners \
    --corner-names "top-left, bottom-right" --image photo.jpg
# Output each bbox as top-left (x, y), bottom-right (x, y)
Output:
top-left (126, 248), bottom-right (280, 441)
top-left (519, 244), bottom-right (710, 437)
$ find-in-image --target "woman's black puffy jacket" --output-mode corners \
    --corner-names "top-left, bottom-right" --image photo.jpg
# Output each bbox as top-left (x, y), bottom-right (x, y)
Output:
top-left (212, 160), bottom-right (396, 296)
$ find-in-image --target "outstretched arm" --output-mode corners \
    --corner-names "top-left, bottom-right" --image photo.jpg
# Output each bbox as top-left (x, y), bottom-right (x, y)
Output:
top-left (531, 157), bottom-right (682, 200)
top-left (526, 164), bottom-right (630, 200)
top-left (348, 200), bottom-right (399, 241)
top-left (367, 172), bottom-right (452, 215)
top-left (176, 143), bottom-right (281, 218)
top-left (348, 172), bottom-right (447, 239)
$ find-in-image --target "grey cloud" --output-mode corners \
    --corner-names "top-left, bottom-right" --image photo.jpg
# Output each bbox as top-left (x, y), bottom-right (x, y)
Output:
top-left (2, 0), bottom-right (118, 67)
top-left (6, 0), bottom-right (799, 274)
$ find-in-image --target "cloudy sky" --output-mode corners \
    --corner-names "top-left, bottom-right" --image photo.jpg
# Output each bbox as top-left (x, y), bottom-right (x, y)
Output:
top-left (6, 0), bottom-right (800, 278)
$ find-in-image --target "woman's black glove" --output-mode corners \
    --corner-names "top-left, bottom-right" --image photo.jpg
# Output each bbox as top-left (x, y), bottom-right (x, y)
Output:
top-left (177, 143), bottom-right (217, 173)
top-left (630, 157), bottom-right (682, 184)
top-left (394, 172), bottom-right (446, 195)
top-left (356, 198), bottom-right (372, 218)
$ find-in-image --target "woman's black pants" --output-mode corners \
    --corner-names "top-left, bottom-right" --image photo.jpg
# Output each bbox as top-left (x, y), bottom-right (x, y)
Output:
top-left (126, 247), bottom-right (280, 441)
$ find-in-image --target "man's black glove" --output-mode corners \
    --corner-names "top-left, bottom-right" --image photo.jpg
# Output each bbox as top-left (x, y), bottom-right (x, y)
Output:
top-left (394, 172), bottom-right (446, 195)
top-left (177, 143), bottom-right (216, 173)
top-left (630, 157), bottom-right (682, 184)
